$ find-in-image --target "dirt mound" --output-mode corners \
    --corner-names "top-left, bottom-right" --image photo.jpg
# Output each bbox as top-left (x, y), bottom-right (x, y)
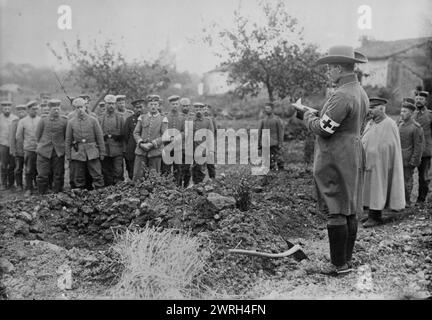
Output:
top-left (0, 167), bottom-right (327, 295)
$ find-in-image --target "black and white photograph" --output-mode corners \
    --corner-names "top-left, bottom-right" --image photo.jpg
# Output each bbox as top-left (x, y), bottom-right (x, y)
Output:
top-left (0, 0), bottom-right (431, 305)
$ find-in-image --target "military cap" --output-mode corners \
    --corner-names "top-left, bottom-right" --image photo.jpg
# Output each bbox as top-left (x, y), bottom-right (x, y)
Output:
top-left (0, 101), bottom-right (12, 106)
top-left (193, 102), bottom-right (205, 108)
top-left (131, 98), bottom-right (145, 106)
top-left (116, 95), bottom-right (126, 102)
top-left (79, 94), bottom-right (91, 101)
top-left (104, 94), bottom-right (117, 103)
top-left (415, 91), bottom-right (429, 98)
top-left (48, 99), bottom-right (62, 107)
top-left (98, 101), bottom-right (106, 106)
top-left (26, 100), bottom-right (39, 108)
top-left (403, 97), bottom-right (415, 105)
top-left (147, 94), bottom-right (161, 102)
top-left (402, 99), bottom-right (416, 111)
top-left (15, 104), bottom-right (27, 111)
top-left (72, 97), bottom-right (86, 107)
top-left (369, 97), bottom-right (388, 107)
top-left (179, 97), bottom-right (191, 105)
top-left (167, 95), bottom-right (180, 102)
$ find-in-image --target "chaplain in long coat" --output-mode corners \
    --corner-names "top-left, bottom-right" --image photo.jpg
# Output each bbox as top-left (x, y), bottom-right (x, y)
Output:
top-left (361, 98), bottom-right (405, 227)
top-left (294, 46), bottom-right (369, 276)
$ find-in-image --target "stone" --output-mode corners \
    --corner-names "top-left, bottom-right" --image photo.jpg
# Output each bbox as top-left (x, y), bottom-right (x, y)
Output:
top-left (14, 220), bottom-right (30, 236)
top-left (57, 264), bottom-right (73, 290)
top-left (0, 258), bottom-right (15, 274)
top-left (106, 193), bottom-right (122, 202)
top-left (16, 211), bottom-right (32, 223)
top-left (29, 221), bottom-right (43, 233)
top-left (207, 192), bottom-right (236, 211)
top-left (29, 240), bottom-right (64, 252)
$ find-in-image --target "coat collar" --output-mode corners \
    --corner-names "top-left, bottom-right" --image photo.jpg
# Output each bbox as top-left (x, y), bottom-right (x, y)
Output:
top-left (336, 73), bottom-right (358, 87)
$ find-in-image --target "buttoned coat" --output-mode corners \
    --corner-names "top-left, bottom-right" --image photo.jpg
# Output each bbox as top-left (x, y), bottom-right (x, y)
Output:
top-left (35, 115), bottom-right (68, 158)
top-left (398, 118), bottom-right (424, 167)
top-left (98, 112), bottom-right (125, 157)
top-left (133, 113), bottom-right (168, 158)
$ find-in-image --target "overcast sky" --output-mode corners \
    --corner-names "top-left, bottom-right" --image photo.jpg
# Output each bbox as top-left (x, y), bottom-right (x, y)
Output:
top-left (0, 0), bottom-right (431, 75)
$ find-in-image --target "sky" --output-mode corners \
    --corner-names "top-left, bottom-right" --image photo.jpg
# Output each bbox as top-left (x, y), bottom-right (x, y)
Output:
top-left (0, 0), bottom-right (431, 75)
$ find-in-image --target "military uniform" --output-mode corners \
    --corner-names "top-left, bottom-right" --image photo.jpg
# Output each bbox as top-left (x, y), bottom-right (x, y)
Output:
top-left (35, 112), bottom-right (68, 194)
top-left (133, 112), bottom-right (168, 179)
top-left (65, 111), bottom-right (105, 189)
top-left (98, 112), bottom-right (125, 186)
top-left (118, 109), bottom-right (134, 121)
top-left (191, 115), bottom-right (214, 184)
top-left (258, 113), bottom-right (284, 170)
top-left (414, 107), bottom-right (432, 202)
top-left (206, 116), bottom-right (218, 178)
top-left (161, 111), bottom-right (186, 185)
top-left (16, 113), bottom-right (41, 192)
top-left (0, 106), bottom-right (18, 189)
top-left (123, 112), bottom-right (141, 179)
top-left (9, 113), bottom-right (25, 189)
top-left (399, 118), bottom-right (424, 205)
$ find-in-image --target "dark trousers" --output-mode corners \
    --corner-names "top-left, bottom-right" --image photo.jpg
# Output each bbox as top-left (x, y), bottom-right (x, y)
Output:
top-left (36, 151), bottom-right (65, 194)
top-left (14, 156), bottom-right (24, 187)
top-left (125, 157), bottom-right (135, 180)
top-left (24, 150), bottom-right (37, 191)
top-left (403, 166), bottom-right (415, 205)
top-left (161, 149), bottom-right (185, 186)
top-left (0, 144), bottom-right (15, 188)
top-left (270, 145), bottom-right (284, 170)
top-left (192, 162), bottom-right (206, 185)
top-left (71, 159), bottom-right (104, 189)
top-left (417, 156), bottom-right (431, 202)
top-left (207, 163), bottom-right (216, 179)
top-left (133, 155), bottom-right (162, 181)
top-left (101, 155), bottom-right (124, 186)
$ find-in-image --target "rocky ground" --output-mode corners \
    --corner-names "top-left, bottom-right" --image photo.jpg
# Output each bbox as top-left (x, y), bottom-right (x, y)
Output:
top-left (0, 141), bottom-right (431, 300)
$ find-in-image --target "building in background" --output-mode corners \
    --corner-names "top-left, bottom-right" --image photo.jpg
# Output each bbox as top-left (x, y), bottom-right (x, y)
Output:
top-left (202, 65), bottom-right (237, 96)
top-left (357, 37), bottom-right (432, 101)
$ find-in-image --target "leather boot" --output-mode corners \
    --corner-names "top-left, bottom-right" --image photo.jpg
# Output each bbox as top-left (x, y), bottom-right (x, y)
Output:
top-left (323, 224), bottom-right (351, 276)
top-left (346, 215), bottom-right (358, 267)
top-left (363, 210), bottom-right (383, 228)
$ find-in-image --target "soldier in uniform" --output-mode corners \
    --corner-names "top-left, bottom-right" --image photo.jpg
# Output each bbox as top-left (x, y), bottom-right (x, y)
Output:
top-left (161, 95), bottom-right (186, 185)
top-left (116, 95), bottom-right (134, 120)
top-left (40, 103), bottom-right (50, 117)
top-left (398, 98), bottom-right (424, 207)
top-left (413, 90), bottom-right (432, 204)
top-left (123, 98), bottom-right (145, 180)
top-left (191, 102), bottom-right (214, 185)
top-left (179, 98), bottom-right (192, 187)
top-left (0, 101), bottom-right (18, 190)
top-left (9, 105), bottom-right (27, 190)
top-left (133, 95), bottom-right (168, 179)
top-left (96, 101), bottom-right (106, 117)
top-left (35, 99), bottom-right (68, 194)
top-left (17, 100), bottom-right (41, 196)
top-left (65, 98), bottom-right (105, 189)
top-left (204, 104), bottom-right (217, 179)
top-left (99, 94), bottom-right (125, 186)
top-left (295, 46), bottom-right (369, 275)
top-left (361, 98), bottom-right (405, 227)
top-left (258, 102), bottom-right (285, 171)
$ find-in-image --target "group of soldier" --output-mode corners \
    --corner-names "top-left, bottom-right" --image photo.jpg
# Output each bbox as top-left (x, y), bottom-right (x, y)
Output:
top-left (0, 93), bottom-right (221, 194)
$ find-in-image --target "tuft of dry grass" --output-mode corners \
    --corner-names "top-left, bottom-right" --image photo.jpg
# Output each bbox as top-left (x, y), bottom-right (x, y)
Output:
top-left (109, 226), bottom-right (209, 299)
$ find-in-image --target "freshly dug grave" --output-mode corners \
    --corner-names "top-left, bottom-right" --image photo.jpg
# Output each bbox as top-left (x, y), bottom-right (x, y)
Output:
top-left (0, 166), bottom-right (327, 296)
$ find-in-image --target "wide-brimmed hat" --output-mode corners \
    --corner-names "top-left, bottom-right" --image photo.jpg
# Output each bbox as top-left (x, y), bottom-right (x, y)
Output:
top-left (316, 46), bottom-right (368, 65)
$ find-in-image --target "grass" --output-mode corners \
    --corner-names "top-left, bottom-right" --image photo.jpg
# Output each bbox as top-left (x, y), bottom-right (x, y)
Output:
top-left (109, 226), bottom-right (209, 299)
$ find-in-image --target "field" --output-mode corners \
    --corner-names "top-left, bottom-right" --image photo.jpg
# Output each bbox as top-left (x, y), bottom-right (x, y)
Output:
top-left (0, 118), bottom-right (431, 300)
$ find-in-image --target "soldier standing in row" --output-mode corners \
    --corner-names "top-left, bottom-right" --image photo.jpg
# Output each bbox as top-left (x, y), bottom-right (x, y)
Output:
top-left (0, 101), bottom-right (18, 190)
top-left (399, 98), bottom-right (424, 207)
top-left (180, 97), bottom-right (192, 187)
top-left (162, 95), bottom-right (186, 185)
top-left (116, 95), bottom-right (133, 120)
top-left (65, 98), bottom-right (105, 189)
top-left (191, 102), bottom-right (214, 185)
top-left (96, 101), bottom-right (106, 117)
top-left (16, 101), bottom-right (41, 196)
top-left (204, 104), bottom-right (217, 179)
top-left (258, 102), bottom-right (284, 171)
top-left (9, 105), bottom-right (27, 190)
top-left (413, 90), bottom-right (432, 204)
top-left (99, 94), bottom-right (125, 186)
top-left (123, 99), bottom-right (145, 180)
top-left (35, 99), bottom-right (68, 194)
top-left (133, 95), bottom-right (168, 179)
